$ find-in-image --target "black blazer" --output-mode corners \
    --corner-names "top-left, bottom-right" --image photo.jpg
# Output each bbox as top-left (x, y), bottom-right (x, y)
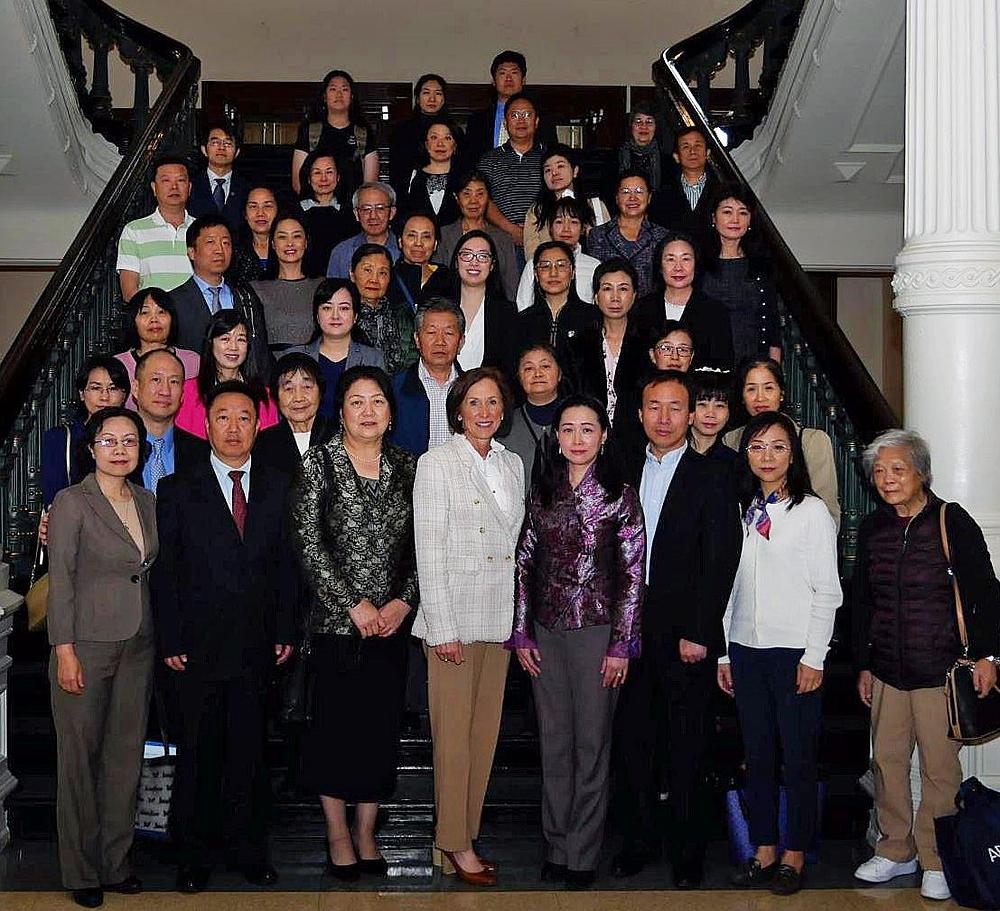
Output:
top-left (390, 262), bottom-right (453, 313)
top-left (649, 170), bottom-right (719, 259)
top-left (514, 296), bottom-right (601, 377)
top-left (187, 168), bottom-right (252, 226)
top-left (562, 318), bottom-right (647, 412)
top-left (625, 446), bottom-right (741, 656)
top-left (151, 459), bottom-right (297, 678)
top-left (172, 426), bottom-right (210, 477)
top-left (252, 414), bottom-right (336, 477)
top-left (170, 277), bottom-right (271, 366)
top-left (632, 287), bottom-right (735, 370)
top-left (463, 102), bottom-right (558, 169)
top-left (396, 169), bottom-right (463, 227)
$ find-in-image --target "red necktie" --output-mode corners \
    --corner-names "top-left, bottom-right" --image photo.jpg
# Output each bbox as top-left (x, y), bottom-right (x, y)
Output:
top-left (229, 469), bottom-right (247, 538)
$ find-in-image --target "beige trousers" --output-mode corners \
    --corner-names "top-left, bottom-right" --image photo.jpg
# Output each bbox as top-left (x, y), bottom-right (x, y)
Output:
top-left (870, 677), bottom-right (962, 870)
top-left (426, 642), bottom-right (509, 851)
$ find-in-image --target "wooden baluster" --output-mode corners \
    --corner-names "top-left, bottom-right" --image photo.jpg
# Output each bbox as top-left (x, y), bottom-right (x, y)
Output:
top-left (696, 70), bottom-right (712, 115)
top-left (131, 59), bottom-right (151, 138)
top-left (732, 42), bottom-right (752, 119)
top-left (88, 36), bottom-right (113, 121)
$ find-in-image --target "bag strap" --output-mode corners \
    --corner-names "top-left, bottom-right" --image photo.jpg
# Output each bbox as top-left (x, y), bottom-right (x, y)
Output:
top-left (64, 422), bottom-right (72, 480)
top-left (940, 502), bottom-right (970, 655)
top-left (151, 676), bottom-right (172, 758)
top-left (308, 121), bottom-right (322, 152)
top-left (353, 124), bottom-right (367, 162)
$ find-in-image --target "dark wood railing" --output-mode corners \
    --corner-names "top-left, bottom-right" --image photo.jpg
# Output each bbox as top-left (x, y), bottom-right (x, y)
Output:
top-left (0, 0), bottom-right (200, 574)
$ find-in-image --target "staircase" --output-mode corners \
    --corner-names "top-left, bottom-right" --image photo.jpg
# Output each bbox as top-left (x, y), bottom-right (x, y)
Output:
top-left (0, 0), bottom-right (898, 878)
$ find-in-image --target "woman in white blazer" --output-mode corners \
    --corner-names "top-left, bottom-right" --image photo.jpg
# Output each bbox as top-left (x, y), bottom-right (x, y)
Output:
top-left (413, 366), bottom-right (525, 886)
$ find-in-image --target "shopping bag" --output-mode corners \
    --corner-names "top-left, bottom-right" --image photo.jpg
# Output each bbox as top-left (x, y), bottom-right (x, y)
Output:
top-left (936, 777), bottom-right (1000, 909)
top-left (725, 781), bottom-right (825, 865)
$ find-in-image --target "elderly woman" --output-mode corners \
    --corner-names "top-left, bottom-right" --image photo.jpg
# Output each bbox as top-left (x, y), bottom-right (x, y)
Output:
top-left (392, 212), bottom-right (453, 312)
top-left (723, 358), bottom-right (839, 526)
top-left (616, 103), bottom-right (673, 199)
top-left (250, 213), bottom-right (323, 350)
top-left (47, 406), bottom-right (157, 909)
top-left (42, 356), bottom-right (129, 507)
top-left (632, 232), bottom-right (734, 370)
top-left (114, 288), bottom-right (200, 388)
top-left (852, 430), bottom-right (1000, 902)
top-left (291, 365), bottom-right (417, 880)
top-left (719, 410), bottom-right (841, 896)
top-left (175, 310), bottom-right (279, 439)
top-left (298, 153), bottom-right (357, 279)
top-left (349, 244), bottom-right (418, 375)
top-left (508, 394), bottom-right (644, 889)
top-left (396, 119), bottom-right (464, 226)
top-left (435, 170), bottom-right (521, 300)
top-left (413, 366), bottom-right (525, 886)
top-left (501, 344), bottom-right (563, 490)
top-left (285, 278), bottom-right (385, 420)
top-left (228, 186), bottom-right (279, 284)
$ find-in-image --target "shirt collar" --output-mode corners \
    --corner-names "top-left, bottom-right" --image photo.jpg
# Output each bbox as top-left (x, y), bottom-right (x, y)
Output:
top-left (645, 441), bottom-right (687, 467)
top-left (207, 167), bottom-right (232, 182)
top-left (210, 451), bottom-right (251, 483)
top-left (152, 208), bottom-right (192, 228)
top-left (681, 171), bottom-right (708, 189)
top-left (146, 423), bottom-right (175, 455)
top-left (460, 434), bottom-right (505, 463)
top-left (192, 272), bottom-right (227, 293)
top-left (418, 359), bottom-right (458, 386)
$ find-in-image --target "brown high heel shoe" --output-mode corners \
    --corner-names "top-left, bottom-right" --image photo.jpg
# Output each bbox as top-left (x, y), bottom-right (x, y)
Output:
top-left (432, 847), bottom-right (496, 886)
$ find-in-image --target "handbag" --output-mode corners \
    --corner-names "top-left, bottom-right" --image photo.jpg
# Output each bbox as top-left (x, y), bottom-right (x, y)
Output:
top-left (941, 503), bottom-right (1000, 744)
top-left (935, 777), bottom-right (1000, 909)
top-left (134, 683), bottom-right (177, 838)
top-left (280, 630), bottom-right (315, 726)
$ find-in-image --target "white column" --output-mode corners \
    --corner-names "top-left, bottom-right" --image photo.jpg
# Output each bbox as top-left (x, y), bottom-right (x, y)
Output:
top-left (894, 0), bottom-right (1000, 788)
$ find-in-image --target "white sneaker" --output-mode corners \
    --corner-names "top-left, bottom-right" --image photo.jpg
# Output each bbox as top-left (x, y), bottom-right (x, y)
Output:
top-left (920, 870), bottom-right (951, 900)
top-left (854, 855), bottom-right (919, 883)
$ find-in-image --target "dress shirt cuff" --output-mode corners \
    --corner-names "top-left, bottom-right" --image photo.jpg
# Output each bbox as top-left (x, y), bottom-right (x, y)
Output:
top-left (718, 655), bottom-right (731, 666)
top-left (606, 638), bottom-right (641, 659)
top-left (801, 647), bottom-right (827, 672)
top-left (504, 632), bottom-right (538, 651)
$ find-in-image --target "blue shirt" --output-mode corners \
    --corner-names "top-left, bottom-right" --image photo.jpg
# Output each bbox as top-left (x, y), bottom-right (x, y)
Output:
top-left (325, 232), bottom-right (401, 279)
top-left (210, 451), bottom-right (251, 513)
top-left (638, 442), bottom-right (687, 581)
top-left (493, 101), bottom-right (507, 147)
top-left (143, 425), bottom-right (176, 490)
top-left (192, 273), bottom-right (234, 313)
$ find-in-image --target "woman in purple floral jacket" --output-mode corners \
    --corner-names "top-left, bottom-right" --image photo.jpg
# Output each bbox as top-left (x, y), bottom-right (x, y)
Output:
top-left (506, 393), bottom-right (645, 889)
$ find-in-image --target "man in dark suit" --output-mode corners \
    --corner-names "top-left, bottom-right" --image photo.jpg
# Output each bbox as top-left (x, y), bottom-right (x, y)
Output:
top-left (169, 215), bottom-right (270, 361)
top-left (649, 126), bottom-right (719, 257)
top-left (153, 380), bottom-right (296, 893)
top-left (253, 352), bottom-right (335, 476)
top-left (612, 369), bottom-right (741, 886)
top-left (131, 348), bottom-right (208, 490)
top-left (187, 121), bottom-right (251, 225)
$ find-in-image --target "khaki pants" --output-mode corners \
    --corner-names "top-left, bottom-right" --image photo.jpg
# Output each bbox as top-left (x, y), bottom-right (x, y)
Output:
top-left (426, 642), bottom-right (509, 851)
top-left (871, 677), bottom-right (962, 870)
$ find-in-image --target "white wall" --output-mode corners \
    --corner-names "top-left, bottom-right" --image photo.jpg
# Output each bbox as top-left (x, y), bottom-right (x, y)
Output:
top-left (0, 270), bottom-right (53, 359)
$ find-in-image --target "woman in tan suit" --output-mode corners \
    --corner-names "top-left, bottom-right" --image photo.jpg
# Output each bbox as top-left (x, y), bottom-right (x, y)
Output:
top-left (413, 366), bottom-right (525, 886)
top-left (47, 406), bottom-right (158, 910)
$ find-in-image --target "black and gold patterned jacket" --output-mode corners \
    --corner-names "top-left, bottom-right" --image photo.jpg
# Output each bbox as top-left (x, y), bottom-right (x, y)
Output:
top-left (291, 435), bottom-right (418, 635)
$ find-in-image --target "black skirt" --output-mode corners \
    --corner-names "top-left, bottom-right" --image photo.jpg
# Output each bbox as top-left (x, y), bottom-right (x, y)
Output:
top-left (300, 632), bottom-right (409, 801)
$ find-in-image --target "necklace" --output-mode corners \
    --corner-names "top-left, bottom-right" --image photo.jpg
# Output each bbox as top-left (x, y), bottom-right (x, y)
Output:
top-left (344, 443), bottom-right (381, 466)
top-left (107, 493), bottom-right (138, 532)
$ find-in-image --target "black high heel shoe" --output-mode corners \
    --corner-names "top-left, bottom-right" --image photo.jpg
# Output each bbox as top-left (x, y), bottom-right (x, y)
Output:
top-left (325, 857), bottom-right (361, 881)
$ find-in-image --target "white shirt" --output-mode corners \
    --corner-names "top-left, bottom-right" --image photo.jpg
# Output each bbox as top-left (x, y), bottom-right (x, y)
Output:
top-left (720, 494), bottom-right (841, 670)
top-left (639, 443), bottom-right (687, 581)
top-left (210, 452), bottom-right (251, 514)
top-left (418, 359), bottom-right (458, 450)
top-left (207, 167), bottom-right (232, 202)
top-left (663, 299), bottom-right (686, 321)
top-left (461, 435), bottom-right (513, 514)
top-left (292, 431), bottom-right (311, 456)
top-left (515, 248), bottom-right (601, 311)
top-left (603, 333), bottom-right (620, 422)
top-left (457, 300), bottom-right (486, 371)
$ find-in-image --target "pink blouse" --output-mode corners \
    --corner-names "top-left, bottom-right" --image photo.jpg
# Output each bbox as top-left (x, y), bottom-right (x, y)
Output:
top-left (174, 376), bottom-right (280, 439)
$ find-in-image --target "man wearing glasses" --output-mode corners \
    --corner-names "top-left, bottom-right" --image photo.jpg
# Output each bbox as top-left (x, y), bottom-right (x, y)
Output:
top-left (325, 181), bottom-right (401, 278)
top-left (188, 122), bottom-right (251, 224)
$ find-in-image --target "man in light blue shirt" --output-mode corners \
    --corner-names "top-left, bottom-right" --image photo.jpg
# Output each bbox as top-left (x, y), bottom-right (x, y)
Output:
top-left (326, 182), bottom-right (401, 278)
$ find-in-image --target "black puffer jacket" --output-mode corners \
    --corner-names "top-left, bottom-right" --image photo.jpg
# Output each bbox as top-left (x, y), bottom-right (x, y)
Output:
top-left (853, 493), bottom-right (1000, 690)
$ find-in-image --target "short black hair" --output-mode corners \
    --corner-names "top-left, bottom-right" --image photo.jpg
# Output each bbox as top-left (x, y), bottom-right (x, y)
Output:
top-left (640, 369), bottom-right (694, 413)
top-left (453, 170), bottom-right (491, 196)
top-left (350, 242), bottom-right (393, 274)
top-left (134, 347), bottom-right (185, 382)
top-left (298, 149), bottom-right (339, 203)
top-left (504, 92), bottom-right (536, 114)
top-left (204, 379), bottom-right (261, 416)
top-left (736, 356), bottom-right (785, 398)
top-left (186, 214), bottom-right (232, 249)
top-left (83, 406), bottom-right (147, 475)
top-left (270, 351), bottom-right (326, 400)
top-left (649, 319), bottom-right (695, 350)
top-left (122, 287), bottom-right (180, 348)
top-left (533, 240), bottom-right (575, 269)
top-left (150, 153), bottom-right (191, 182)
top-left (690, 368), bottom-right (733, 404)
top-left (399, 209), bottom-right (442, 243)
top-left (449, 229), bottom-right (502, 301)
top-left (616, 169), bottom-right (651, 193)
top-left (651, 231), bottom-right (699, 292)
top-left (335, 365), bottom-right (397, 427)
top-left (446, 366), bottom-right (514, 436)
top-left (490, 50), bottom-right (526, 77)
top-left (592, 257), bottom-right (638, 295)
top-left (673, 125), bottom-right (709, 154)
top-left (546, 196), bottom-right (594, 233)
top-left (201, 119), bottom-right (239, 148)
top-left (75, 355), bottom-right (129, 418)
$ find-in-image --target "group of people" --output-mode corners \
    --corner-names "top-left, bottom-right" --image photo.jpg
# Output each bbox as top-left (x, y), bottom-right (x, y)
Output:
top-left (40, 47), bottom-right (1000, 911)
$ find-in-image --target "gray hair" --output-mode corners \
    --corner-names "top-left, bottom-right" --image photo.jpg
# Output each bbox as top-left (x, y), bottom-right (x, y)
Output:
top-left (414, 297), bottom-right (466, 335)
top-left (862, 428), bottom-right (933, 487)
top-left (352, 180), bottom-right (396, 209)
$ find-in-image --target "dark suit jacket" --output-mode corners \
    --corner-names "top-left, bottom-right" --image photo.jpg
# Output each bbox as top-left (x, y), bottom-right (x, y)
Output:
top-left (632, 288), bottom-right (735, 370)
top-left (170, 277), bottom-right (271, 366)
top-left (172, 426), bottom-right (209, 477)
top-left (390, 362), bottom-right (448, 457)
top-left (151, 459), bottom-right (297, 679)
top-left (463, 102), bottom-right (558, 169)
top-left (252, 414), bottom-right (336, 477)
top-left (649, 170), bottom-right (719, 259)
top-left (626, 446), bottom-right (741, 657)
top-left (187, 168), bottom-right (252, 225)
top-left (562, 318), bottom-right (647, 410)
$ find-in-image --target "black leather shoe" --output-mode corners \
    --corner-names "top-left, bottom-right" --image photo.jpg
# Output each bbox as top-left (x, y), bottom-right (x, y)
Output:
top-left (565, 868), bottom-right (597, 890)
top-left (771, 863), bottom-right (804, 895)
top-left (674, 861), bottom-right (705, 890)
top-left (540, 860), bottom-right (568, 882)
top-left (175, 865), bottom-right (211, 894)
top-left (325, 859), bottom-right (361, 881)
top-left (101, 875), bottom-right (142, 894)
top-left (612, 848), bottom-right (651, 878)
top-left (241, 864), bottom-right (278, 886)
top-left (732, 857), bottom-right (779, 887)
top-left (71, 888), bottom-right (103, 909)
top-left (357, 856), bottom-right (388, 876)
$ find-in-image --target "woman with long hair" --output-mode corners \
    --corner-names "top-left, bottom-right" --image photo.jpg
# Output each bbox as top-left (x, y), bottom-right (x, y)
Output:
top-left (298, 151), bottom-right (357, 278)
top-left (508, 394), bottom-right (644, 888)
top-left (228, 186), bottom-right (279, 285)
top-left (396, 118), bottom-right (464, 226)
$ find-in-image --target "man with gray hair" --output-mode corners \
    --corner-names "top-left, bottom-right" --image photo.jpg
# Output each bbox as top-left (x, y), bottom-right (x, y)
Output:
top-left (326, 181), bottom-right (401, 277)
top-left (391, 298), bottom-right (466, 455)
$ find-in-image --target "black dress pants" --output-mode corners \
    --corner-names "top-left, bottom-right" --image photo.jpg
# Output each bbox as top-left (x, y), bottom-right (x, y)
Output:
top-left (171, 668), bottom-right (270, 867)
top-left (613, 636), bottom-right (716, 865)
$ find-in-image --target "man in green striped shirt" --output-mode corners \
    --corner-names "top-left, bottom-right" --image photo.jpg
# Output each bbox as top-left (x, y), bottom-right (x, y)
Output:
top-left (117, 154), bottom-right (195, 300)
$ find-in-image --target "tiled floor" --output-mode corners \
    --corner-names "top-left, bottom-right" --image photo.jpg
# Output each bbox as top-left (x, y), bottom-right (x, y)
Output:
top-left (0, 890), bottom-right (955, 911)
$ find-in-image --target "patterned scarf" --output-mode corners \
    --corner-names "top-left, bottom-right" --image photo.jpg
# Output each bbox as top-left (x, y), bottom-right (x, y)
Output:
top-left (619, 138), bottom-right (662, 192)
top-left (744, 489), bottom-right (781, 540)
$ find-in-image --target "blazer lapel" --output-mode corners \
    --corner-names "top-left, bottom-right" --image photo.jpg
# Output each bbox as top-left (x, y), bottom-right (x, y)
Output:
top-left (130, 482), bottom-right (158, 563)
top-left (80, 474), bottom-right (139, 554)
top-left (651, 448), bottom-right (697, 548)
top-left (462, 443), bottom-right (515, 543)
top-left (200, 462), bottom-right (246, 547)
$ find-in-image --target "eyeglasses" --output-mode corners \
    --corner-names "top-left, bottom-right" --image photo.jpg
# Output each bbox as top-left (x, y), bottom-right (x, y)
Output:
top-left (206, 138), bottom-right (235, 149)
top-left (94, 436), bottom-right (140, 449)
top-left (85, 383), bottom-right (121, 395)
top-left (619, 186), bottom-right (648, 196)
top-left (508, 110), bottom-right (534, 120)
top-left (632, 118), bottom-right (656, 127)
top-left (654, 343), bottom-right (693, 356)
top-left (357, 204), bottom-right (392, 215)
top-left (458, 249), bottom-right (493, 263)
top-left (747, 442), bottom-right (791, 455)
top-left (536, 260), bottom-right (572, 272)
